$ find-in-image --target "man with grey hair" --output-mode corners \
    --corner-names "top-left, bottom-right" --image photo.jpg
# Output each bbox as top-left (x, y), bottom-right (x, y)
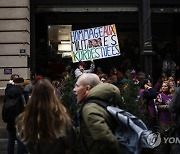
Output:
top-left (73, 73), bottom-right (122, 154)
top-left (73, 73), bottom-right (100, 102)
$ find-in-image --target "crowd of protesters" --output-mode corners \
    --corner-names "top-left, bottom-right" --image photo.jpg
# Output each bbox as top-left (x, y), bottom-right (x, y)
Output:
top-left (2, 48), bottom-right (180, 154)
top-left (45, 55), bottom-right (179, 154)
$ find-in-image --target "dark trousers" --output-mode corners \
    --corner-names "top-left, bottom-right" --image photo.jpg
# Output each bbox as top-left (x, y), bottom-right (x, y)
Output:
top-left (8, 130), bottom-right (27, 154)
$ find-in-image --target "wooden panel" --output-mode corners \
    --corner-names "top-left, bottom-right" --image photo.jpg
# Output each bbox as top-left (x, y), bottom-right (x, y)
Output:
top-left (0, 32), bottom-right (30, 43)
top-left (0, 0), bottom-right (29, 7)
top-left (0, 44), bottom-right (30, 55)
top-left (0, 20), bottom-right (30, 32)
top-left (0, 56), bottom-right (28, 67)
top-left (0, 68), bottom-right (30, 80)
top-left (0, 8), bottom-right (30, 19)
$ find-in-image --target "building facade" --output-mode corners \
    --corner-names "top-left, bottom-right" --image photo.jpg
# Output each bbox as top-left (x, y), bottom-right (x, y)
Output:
top-left (0, 0), bottom-right (30, 95)
top-left (0, 0), bottom-right (180, 95)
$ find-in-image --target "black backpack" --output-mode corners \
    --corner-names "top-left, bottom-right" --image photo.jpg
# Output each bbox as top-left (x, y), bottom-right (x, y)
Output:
top-left (2, 95), bottom-right (25, 123)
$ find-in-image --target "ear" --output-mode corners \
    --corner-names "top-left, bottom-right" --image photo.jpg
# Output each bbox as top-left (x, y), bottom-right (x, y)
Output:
top-left (86, 85), bottom-right (91, 91)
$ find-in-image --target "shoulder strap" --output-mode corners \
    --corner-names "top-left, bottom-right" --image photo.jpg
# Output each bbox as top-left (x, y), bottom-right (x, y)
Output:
top-left (86, 99), bottom-right (110, 109)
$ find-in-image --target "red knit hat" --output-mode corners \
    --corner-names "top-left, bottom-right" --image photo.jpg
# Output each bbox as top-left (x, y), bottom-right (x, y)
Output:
top-left (34, 75), bottom-right (43, 83)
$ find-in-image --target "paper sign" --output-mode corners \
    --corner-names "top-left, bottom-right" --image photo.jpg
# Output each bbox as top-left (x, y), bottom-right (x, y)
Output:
top-left (70, 24), bottom-right (120, 63)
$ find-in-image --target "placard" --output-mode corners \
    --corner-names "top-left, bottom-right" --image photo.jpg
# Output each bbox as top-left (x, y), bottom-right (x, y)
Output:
top-left (71, 24), bottom-right (120, 62)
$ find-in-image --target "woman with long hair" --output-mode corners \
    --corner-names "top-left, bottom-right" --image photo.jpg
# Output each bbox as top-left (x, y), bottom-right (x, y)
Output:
top-left (16, 78), bottom-right (75, 154)
top-left (155, 80), bottom-right (175, 154)
top-left (156, 80), bottom-right (174, 127)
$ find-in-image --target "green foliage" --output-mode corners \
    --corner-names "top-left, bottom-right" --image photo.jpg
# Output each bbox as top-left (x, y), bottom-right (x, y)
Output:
top-left (60, 70), bottom-right (77, 121)
top-left (59, 70), bottom-right (80, 154)
top-left (117, 70), bottom-right (141, 118)
top-left (116, 70), bottom-right (150, 125)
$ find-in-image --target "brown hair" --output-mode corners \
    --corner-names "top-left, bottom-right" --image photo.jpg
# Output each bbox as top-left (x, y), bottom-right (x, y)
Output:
top-left (16, 78), bottom-right (72, 143)
top-left (10, 74), bottom-right (19, 80)
top-left (78, 61), bottom-right (86, 68)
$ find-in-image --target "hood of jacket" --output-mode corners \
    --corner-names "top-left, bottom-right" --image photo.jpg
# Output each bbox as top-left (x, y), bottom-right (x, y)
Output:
top-left (84, 83), bottom-right (121, 106)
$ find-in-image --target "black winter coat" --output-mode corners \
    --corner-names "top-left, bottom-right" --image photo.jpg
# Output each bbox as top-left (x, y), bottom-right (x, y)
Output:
top-left (4, 85), bottom-right (25, 131)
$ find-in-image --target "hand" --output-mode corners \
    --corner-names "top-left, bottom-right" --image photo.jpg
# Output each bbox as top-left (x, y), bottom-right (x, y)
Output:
top-left (156, 95), bottom-right (162, 103)
top-left (90, 59), bottom-right (94, 63)
top-left (80, 68), bottom-right (84, 72)
top-left (144, 84), bottom-right (151, 90)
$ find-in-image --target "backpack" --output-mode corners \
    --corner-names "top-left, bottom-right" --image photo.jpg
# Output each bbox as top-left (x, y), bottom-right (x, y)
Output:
top-left (2, 95), bottom-right (25, 123)
top-left (87, 99), bottom-right (159, 154)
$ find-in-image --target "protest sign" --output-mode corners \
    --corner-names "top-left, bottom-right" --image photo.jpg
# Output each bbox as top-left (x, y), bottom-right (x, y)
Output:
top-left (71, 24), bottom-right (120, 62)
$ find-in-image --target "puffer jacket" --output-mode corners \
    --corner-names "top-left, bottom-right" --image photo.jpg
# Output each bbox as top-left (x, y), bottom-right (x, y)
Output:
top-left (80, 83), bottom-right (122, 154)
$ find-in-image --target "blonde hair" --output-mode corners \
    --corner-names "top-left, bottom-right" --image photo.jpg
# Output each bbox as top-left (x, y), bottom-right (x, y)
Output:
top-left (16, 79), bottom-right (72, 143)
top-left (159, 80), bottom-right (174, 95)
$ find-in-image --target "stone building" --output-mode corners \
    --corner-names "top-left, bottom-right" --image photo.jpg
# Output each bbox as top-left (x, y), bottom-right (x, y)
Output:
top-left (0, 0), bottom-right (30, 95)
top-left (0, 0), bottom-right (180, 95)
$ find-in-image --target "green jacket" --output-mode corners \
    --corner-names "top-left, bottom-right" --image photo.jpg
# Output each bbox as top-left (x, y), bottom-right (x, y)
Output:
top-left (80, 83), bottom-right (122, 154)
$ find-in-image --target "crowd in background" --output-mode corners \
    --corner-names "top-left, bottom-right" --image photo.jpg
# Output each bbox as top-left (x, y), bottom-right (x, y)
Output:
top-left (2, 42), bottom-right (180, 153)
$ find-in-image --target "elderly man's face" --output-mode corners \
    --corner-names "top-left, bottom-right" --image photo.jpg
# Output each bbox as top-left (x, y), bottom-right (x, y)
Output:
top-left (73, 79), bottom-right (88, 102)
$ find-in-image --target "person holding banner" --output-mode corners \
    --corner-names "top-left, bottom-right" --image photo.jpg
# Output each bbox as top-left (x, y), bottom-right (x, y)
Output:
top-left (74, 59), bottom-right (95, 79)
